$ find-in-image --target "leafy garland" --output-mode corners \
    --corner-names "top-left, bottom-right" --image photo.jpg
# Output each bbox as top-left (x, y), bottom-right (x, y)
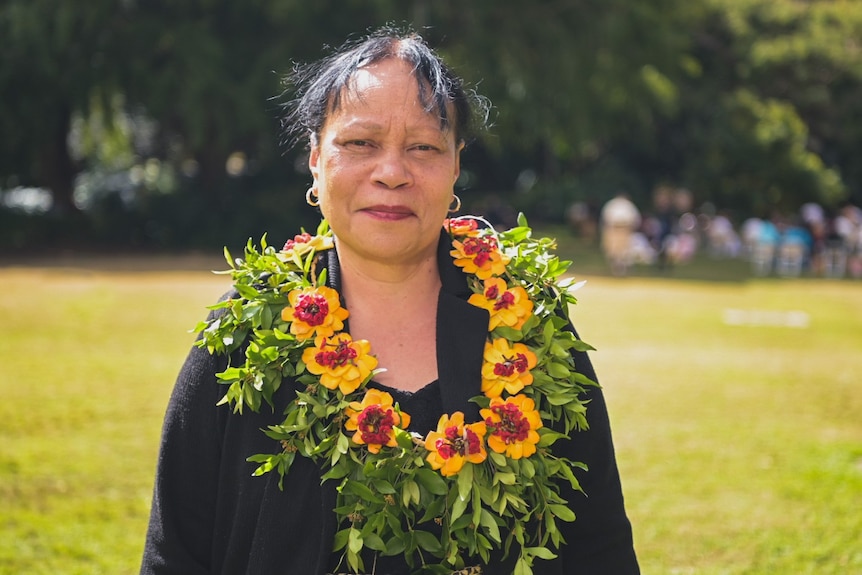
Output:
top-left (195, 214), bottom-right (598, 575)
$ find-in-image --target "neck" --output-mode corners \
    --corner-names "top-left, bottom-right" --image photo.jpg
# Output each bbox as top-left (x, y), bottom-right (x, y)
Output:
top-left (333, 238), bottom-right (443, 391)
top-left (334, 241), bottom-right (442, 305)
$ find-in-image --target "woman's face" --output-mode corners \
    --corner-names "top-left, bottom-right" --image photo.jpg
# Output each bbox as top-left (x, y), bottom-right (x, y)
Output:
top-left (309, 58), bottom-right (463, 268)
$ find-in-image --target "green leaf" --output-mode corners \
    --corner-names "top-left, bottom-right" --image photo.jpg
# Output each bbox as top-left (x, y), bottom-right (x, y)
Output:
top-left (450, 514), bottom-right (473, 531)
top-left (480, 508), bottom-right (502, 543)
top-left (382, 536), bottom-right (406, 556)
top-left (332, 528), bottom-right (350, 551)
top-left (571, 339), bottom-right (596, 352)
top-left (362, 532), bottom-right (386, 552)
top-left (414, 530), bottom-right (443, 554)
top-left (371, 479), bottom-right (396, 495)
top-left (493, 471), bottom-right (517, 485)
top-left (548, 503), bottom-right (576, 522)
top-left (524, 546), bottom-right (558, 560)
top-left (322, 462), bottom-right (350, 481)
top-left (495, 492), bottom-right (508, 515)
top-left (457, 463), bottom-right (474, 500)
top-left (402, 479), bottom-right (420, 507)
top-left (342, 479), bottom-right (380, 503)
top-left (223, 246), bottom-right (234, 268)
top-left (451, 494), bottom-right (468, 524)
top-left (520, 457), bottom-right (536, 479)
top-left (471, 484), bottom-right (483, 529)
top-left (415, 468), bottom-right (448, 496)
top-left (489, 451), bottom-right (508, 467)
top-left (514, 557), bottom-right (533, 575)
top-left (545, 393), bottom-right (576, 406)
top-left (235, 283), bottom-right (259, 300)
top-left (337, 433), bottom-right (350, 454)
top-left (348, 527), bottom-right (363, 554)
top-left (537, 429), bottom-right (568, 447)
top-left (394, 427), bottom-right (414, 449)
top-left (546, 361), bottom-right (572, 379)
top-left (493, 325), bottom-right (524, 341)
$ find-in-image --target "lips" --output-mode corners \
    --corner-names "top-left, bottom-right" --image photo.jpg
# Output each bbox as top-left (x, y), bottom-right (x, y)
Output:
top-left (362, 204), bottom-right (415, 219)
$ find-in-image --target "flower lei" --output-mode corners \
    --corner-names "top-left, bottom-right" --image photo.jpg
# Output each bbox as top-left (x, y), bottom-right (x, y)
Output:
top-left (196, 215), bottom-right (598, 575)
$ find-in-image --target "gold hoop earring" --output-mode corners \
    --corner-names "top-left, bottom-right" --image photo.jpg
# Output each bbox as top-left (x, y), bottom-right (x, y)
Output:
top-left (448, 194), bottom-right (461, 213)
top-left (306, 187), bottom-right (319, 207)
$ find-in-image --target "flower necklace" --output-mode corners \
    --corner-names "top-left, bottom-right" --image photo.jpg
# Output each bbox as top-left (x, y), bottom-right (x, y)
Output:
top-left (196, 215), bottom-right (596, 575)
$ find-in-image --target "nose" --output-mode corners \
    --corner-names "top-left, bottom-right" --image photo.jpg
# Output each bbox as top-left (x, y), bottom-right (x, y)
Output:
top-left (372, 148), bottom-right (412, 189)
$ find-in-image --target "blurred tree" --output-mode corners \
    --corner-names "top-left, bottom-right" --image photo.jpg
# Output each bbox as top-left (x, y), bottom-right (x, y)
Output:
top-left (744, 0), bottom-right (862, 205)
top-left (653, 0), bottom-right (854, 214)
top-left (2, 0), bottom-right (859, 248)
top-left (0, 0), bottom-right (129, 214)
top-left (683, 88), bottom-right (844, 214)
top-left (424, 0), bottom-right (695, 195)
top-left (111, 0), bottom-right (415, 246)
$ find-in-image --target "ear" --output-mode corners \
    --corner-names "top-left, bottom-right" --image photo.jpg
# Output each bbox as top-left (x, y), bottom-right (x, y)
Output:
top-left (308, 142), bottom-right (321, 183)
top-left (453, 140), bottom-right (465, 185)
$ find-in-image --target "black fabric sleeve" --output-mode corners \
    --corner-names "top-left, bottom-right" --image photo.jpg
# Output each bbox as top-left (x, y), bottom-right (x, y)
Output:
top-left (541, 332), bottom-right (640, 574)
top-left (140, 327), bottom-right (229, 574)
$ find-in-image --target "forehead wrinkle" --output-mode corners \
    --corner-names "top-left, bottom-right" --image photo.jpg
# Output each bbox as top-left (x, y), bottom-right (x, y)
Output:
top-left (327, 60), bottom-right (443, 125)
top-left (326, 66), bottom-right (450, 138)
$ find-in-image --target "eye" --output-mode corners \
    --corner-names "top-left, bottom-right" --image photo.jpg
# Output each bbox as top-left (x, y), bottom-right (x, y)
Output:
top-left (410, 143), bottom-right (440, 153)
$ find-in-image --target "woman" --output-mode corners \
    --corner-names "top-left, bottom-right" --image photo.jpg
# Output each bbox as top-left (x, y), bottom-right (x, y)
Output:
top-left (141, 28), bottom-right (639, 575)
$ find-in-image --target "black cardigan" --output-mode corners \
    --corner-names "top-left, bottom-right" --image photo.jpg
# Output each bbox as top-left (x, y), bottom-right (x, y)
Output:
top-left (140, 233), bottom-right (639, 575)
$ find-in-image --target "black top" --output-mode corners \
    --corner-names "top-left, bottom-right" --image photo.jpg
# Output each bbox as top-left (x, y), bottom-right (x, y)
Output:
top-left (140, 230), bottom-right (640, 575)
top-left (327, 380), bottom-right (444, 575)
top-left (372, 380), bottom-right (444, 441)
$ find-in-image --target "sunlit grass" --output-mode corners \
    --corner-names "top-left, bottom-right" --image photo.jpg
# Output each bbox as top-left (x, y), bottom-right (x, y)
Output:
top-left (0, 266), bottom-right (230, 575)
top-left (572, 276), bottom-right (862, 574)
top-left (0, 252), bottom-right (860, 574)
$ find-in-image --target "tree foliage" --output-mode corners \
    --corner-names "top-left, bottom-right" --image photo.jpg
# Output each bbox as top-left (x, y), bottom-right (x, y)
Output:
top-left (0, 0), bottom-right (128, 213)
top-left (667, 0), bottom-right (858, 214)
top-left (1, 0), bottom-right (859, 249)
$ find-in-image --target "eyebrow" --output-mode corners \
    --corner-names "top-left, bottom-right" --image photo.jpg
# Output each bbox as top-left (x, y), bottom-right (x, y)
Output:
top-left (338, 118), bottom-right (449, 137)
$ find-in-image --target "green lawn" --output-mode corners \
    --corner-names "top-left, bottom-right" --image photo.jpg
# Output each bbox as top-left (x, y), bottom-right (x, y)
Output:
top-left (1, 245), bottom-right (860, 574)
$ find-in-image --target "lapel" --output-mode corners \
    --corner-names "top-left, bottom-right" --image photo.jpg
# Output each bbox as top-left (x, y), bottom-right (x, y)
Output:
top-left (435, 230), bottom-right (490, 422)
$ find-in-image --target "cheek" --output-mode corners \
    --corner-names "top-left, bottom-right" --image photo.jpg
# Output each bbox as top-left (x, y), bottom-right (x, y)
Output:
top-left (315, 157), bottom-right (340, 195)
top-left (316, 163), bottom-right (350, 218)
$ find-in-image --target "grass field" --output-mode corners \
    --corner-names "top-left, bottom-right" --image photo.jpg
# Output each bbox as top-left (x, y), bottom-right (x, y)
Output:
top-left (1, 241), bottom-right (860, 574)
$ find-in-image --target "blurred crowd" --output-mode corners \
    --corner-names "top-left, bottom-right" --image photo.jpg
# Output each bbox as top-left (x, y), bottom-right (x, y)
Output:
top-left (567, 187), bottom-right (862, 279)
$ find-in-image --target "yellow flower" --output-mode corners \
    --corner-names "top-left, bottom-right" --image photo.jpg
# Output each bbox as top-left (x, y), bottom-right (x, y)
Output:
top-left (480, 395), bottom-right (543, 460)
top-left (425, 412), bottom-right (487, 477)
top-left (344, 388), bottom-right (411, 454)
top-left (282, 286), bottom-right (348, 341)
top-left (301, 333), bottom-right (377, 395)
top-left (481, 338), bottom-right (538, 398)
top-left (468, 277), bottom-right (533, 331)
top-left (450, 235), bottom-right (509, 279)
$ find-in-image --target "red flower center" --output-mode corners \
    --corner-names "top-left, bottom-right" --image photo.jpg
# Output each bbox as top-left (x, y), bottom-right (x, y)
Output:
top-left (294, 292), bottom-right (330, 326)
top-left (315, 339), bottom-right (357, 368)
top-left (436, 425), bottom-right (482, 459)
top-left (462, 237), bottom-right (497, 267)
top-left (493, 290), bottom-right (515, 311)
top-left (357, 405), bottom-right (396, 446)
top-left (493, 353), bottom-right (529, 377)
top-left (486, 403), bottom-right (530, 444)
